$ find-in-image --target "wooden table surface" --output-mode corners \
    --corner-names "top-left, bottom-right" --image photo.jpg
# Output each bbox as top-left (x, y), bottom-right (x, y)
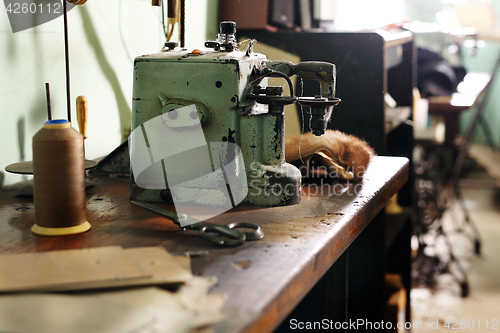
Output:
top-left (0, 156), bottom-right (409, 333)
top-left (427, 72), bottom-right (491, 113)
top-left (426, 72), bottom-right (492, 146)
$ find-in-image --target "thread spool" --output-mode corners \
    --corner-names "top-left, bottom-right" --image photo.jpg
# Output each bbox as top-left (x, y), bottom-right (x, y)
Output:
top-left (67, 0), bottom-right (88, 5)
top-left (32, 119), bottom-right (90, 236)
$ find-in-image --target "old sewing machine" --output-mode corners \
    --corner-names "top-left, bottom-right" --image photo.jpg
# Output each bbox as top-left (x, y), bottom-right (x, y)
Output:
top-left (129, 21), bottom-right (340, 223)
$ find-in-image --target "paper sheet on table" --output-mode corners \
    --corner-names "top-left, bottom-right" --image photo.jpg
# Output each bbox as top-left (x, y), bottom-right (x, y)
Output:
top-left (0, 276), bottom-right (227, 333)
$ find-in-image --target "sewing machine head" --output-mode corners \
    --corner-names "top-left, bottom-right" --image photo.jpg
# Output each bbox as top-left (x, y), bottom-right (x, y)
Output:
top-left (129, 21), bottom-right (340, 214)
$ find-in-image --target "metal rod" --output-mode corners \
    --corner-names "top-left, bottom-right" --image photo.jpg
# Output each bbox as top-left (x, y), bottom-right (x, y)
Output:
top-left (63, 0), bottom-right (71, 122)
top-left (45, 83), bottom-right (52, 120)
top-left (180, 0), bottom-right (185, 47)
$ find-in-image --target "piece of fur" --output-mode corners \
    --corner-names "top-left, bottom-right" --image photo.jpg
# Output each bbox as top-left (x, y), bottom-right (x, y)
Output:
top-left (285, 130), bottom-right (376, 181)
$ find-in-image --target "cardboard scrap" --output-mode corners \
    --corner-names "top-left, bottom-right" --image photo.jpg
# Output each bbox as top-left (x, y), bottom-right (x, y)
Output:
top-left (0, 247), bottom-right (227, 332)
top-left (0, 246), bottom-right (192, 292)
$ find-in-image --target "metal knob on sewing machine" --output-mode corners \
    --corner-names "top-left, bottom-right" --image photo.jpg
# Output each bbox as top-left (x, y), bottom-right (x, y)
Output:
top-left (128, 21), bottom-right (341, 225)
top-left (205, 21), bottom-right (237, 52)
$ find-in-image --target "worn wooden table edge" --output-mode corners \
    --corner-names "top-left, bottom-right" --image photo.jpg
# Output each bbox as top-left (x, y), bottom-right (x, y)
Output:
top-left (215, 156), bottom-right (410, 333)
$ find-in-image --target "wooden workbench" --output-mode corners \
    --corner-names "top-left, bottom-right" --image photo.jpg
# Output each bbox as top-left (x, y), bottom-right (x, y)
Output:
top-left (0, 156), bottom-right (409, 332)
top-left (426, 72), bottom-right (492, 147)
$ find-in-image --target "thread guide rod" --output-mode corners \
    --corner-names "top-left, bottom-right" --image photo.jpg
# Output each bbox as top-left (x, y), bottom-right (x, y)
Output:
top-left (63, 0), bottom-right (71, 122)
top-left (45, 83), bottom-right (52, 121)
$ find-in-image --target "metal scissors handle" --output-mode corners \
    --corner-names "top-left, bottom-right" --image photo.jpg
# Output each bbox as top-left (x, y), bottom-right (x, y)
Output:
top-left (131, 201), bottom-right (264, 247)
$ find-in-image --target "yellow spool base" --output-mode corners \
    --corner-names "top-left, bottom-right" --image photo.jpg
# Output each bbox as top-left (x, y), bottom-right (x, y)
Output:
top-left (31, 221), bottom-right (91, 236)
top-left (385, 194), bottom-right (404, 215)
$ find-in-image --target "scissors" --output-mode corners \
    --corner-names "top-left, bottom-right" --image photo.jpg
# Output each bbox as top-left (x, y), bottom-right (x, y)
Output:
top-left (131, 200), bottom-right (264, 247)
